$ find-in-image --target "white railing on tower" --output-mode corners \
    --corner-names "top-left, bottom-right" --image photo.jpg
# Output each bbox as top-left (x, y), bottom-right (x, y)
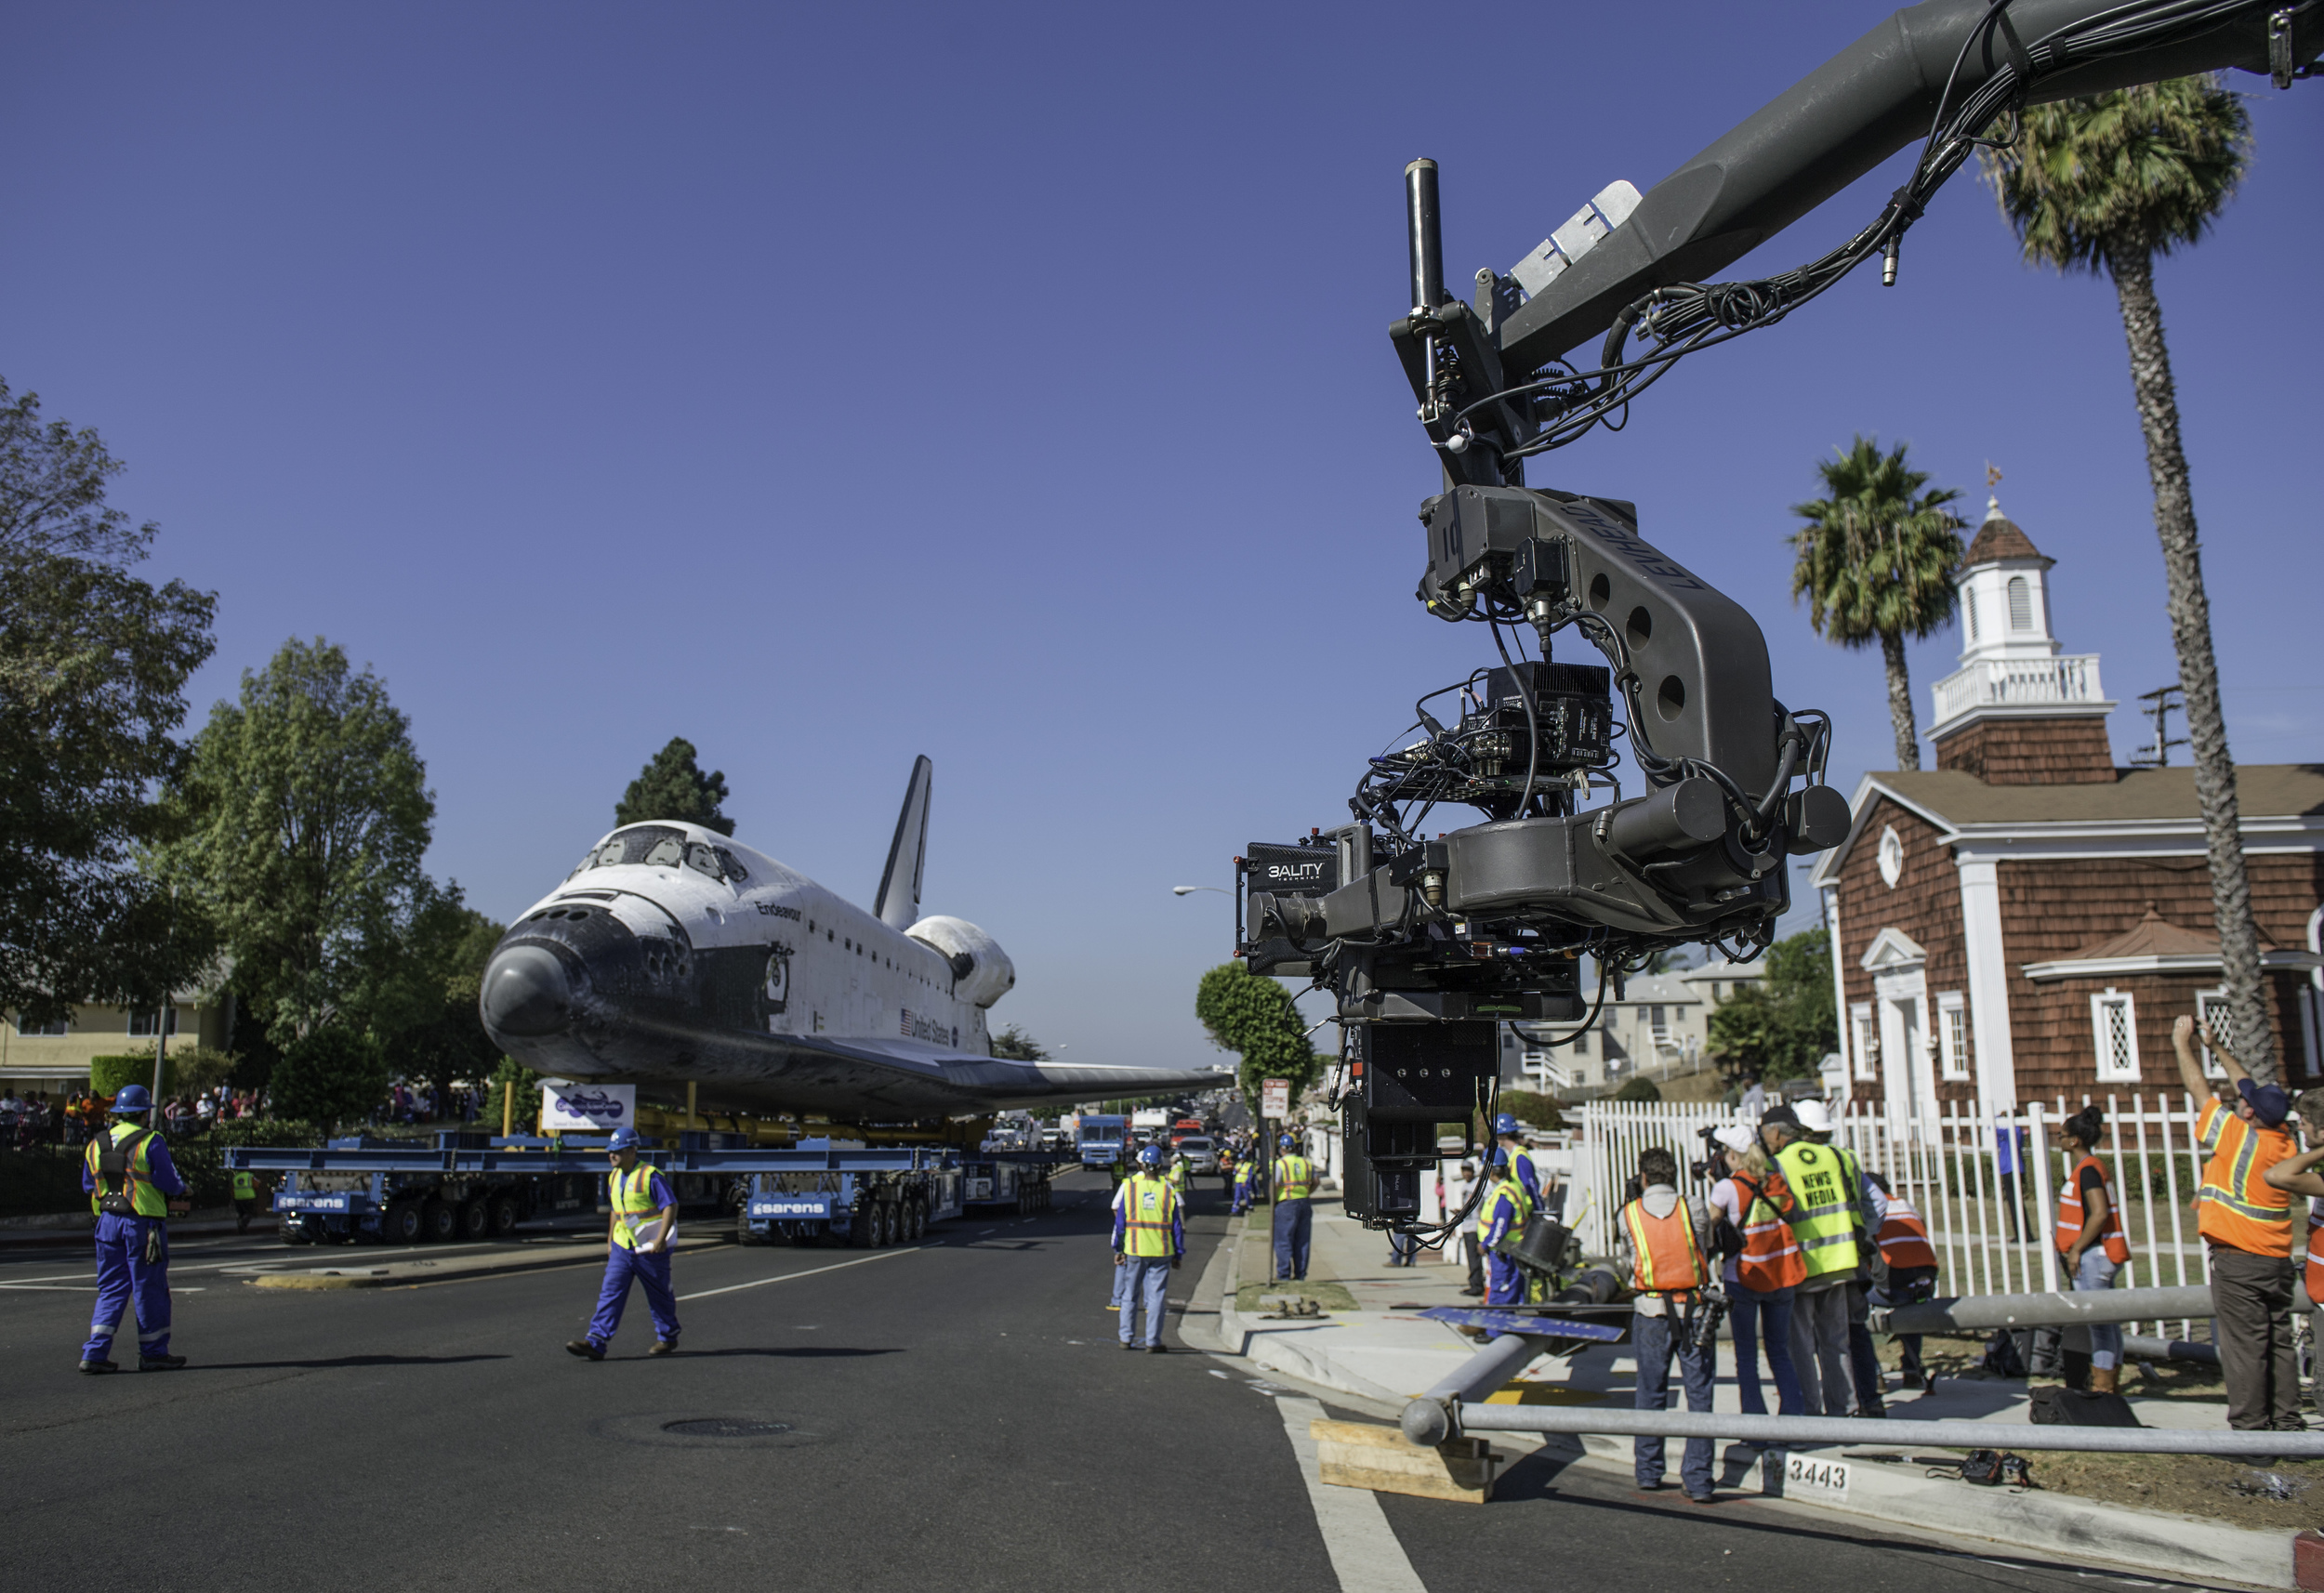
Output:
top-left (1930, 652), bottom-right (2106, 728)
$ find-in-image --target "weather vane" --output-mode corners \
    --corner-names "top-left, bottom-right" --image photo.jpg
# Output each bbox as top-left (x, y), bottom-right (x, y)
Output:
top-left (1986, 461), bottom-right (2003, 490)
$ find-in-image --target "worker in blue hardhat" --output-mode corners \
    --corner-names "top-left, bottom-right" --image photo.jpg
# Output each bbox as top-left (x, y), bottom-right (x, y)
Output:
top-left (1476, 1146), bottom-right (1533, 1307)
top-left (1113, 1142), bottom-right (1183, 1351)
top-left (80, 1083), bottom-right (191, 1374)
top-left (566, 1126), bottom-right (680, 1361)
top-left (1272, 1131), bottom-right (1314, 1282)
top-left (1494, 1112), bottom-right (1552, 1213)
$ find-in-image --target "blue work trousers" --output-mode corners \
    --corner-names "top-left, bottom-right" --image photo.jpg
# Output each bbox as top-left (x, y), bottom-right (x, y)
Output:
top-left (1631, 1310), bottom-right (1715, 1496)
top-left (1118, 1255), bottom-right (1172, 1346)
top-left (588, 1244), bottom-right (680, 1348)
top-left (1272, 1199), bottom-right (1311, 1281)
top-left (1728, 1283), bottom-right (1802, 1415)
top-left (84, 1214), bottom-right (171, 1362)
top-left (1485, 1249), bottom-right (1526, 1306)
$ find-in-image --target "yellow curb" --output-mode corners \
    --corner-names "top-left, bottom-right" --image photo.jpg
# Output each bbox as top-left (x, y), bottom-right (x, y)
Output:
top-left (254, 1271), bottom-right (392, 1290)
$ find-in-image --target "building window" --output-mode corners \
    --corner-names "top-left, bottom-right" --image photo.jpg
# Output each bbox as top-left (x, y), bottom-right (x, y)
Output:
top-left (1966, 590), bottom-right (1980, 641)
top-left (1571, 1030), bottom-right (1591, 1058)
top-left (2007, 575), bottom-right (2032, 630)
top-left (1850, 1003), bottom-right (1876, 1081)
top-left (127, 1007), bottom-right (181, 1037)
top-left (14, 1012), bottom-right (69, 1037)
top-left (2092, 988), bottom-right (2140, 1082)
top-left (1936, 992), bottom-right (1969, 1081)
top-left (2193, 987), bottom-right (2233, 1080)
top-left (1877, 825), bottom-right (1903, 889)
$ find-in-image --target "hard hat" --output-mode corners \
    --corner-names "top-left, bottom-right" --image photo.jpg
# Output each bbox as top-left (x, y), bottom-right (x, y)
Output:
top-left (606, 1126), bottom-right (641, 1152)
top-left (1791, 1099), bottom-right (1834, 1135)
top-left (1138, 1143), bottom-right (1165, 1169)
top-left (112, 1085), bottom-right (152, 1114)
top-left (1711, 1125), bottom-right (1756, 1156)
top-left (1278, 1133), bottom-right (1296, 1150)
top-left (1493, 1112), bottom-right (1521, 1137)
top-left (1488, 1146), bottom-right (1511, 1168)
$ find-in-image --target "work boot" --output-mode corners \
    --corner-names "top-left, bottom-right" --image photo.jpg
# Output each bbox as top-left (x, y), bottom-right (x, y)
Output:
top-left (2089, 1366), bottom-right (2118, 1395)
top-left (1147, 1343), bottom-right (1168, 1354)
top-left (1119, 1340), bottom-right (1139, 1351)
top-left (565, 1339), bottom-right (605, 1362)
top-left (139, 1353), bottom-right (187, 1372)
top-left (78, 1359), bottom-right (119, 1376)
top-left (648, 1340), bottom-right (677, 1357)
top-left (1459, 1285), bottom-right (1485, 1297)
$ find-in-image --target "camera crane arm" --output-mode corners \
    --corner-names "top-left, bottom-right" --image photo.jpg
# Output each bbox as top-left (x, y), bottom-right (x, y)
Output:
top-left (1401, 0), bottom-right (2319, 486)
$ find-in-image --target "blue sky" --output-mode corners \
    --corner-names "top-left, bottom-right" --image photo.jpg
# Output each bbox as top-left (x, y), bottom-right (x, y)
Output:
top-left (5, 2), bottom-right (2317, 1071)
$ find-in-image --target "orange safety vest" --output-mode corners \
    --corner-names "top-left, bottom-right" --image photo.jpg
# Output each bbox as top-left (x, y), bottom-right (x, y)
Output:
top-left (2053, 1154), bottom-right (2130, 1264)
top-left (1728, 1172), bottom-right (1805, 1293)
top-left (1621, 1195), bottom-right (1706, 1294)
top-left (2306, 1200), bottom-right (2324, 1307)
top-left (2194, 1099), bottom-right (2293, 1258)
top-left (1877, 1193), bottom-right (1940, 1270)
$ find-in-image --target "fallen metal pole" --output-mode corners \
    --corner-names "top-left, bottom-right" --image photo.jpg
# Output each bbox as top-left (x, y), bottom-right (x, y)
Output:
top-left (1882, 1282), bottom-right (2314, 1334)
top-left (2122, 1334), bottom-right (2220, 1366)
top-left (1413, 1333), bottom-right (1543, 1412)
top-left (1437, 1403), bottom-right (2324, 1457)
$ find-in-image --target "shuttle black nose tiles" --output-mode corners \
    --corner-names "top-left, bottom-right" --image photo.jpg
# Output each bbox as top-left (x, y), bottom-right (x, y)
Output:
top-left (481, 945), bottom-right (572, 1037)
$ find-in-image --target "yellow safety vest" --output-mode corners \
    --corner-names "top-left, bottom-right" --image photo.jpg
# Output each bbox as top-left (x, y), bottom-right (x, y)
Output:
top-left (1775, 1141), bottom-right (1861, 1279)
top-left (1121, 1173), bottom-right (1181, 1257)
top-left (1274, 1155), bottom-right (1314, 1201)
top-left (86, 1124), bottom-right (166, 1218)
top-left (609, 1164), bottom-right (667, 1250)
top-left (1168, 1162), bottom-right (1189, 1194)
top-left (1474, 1165), bottom-right (1534, 1236)
top-left (231, 1170), bottom-right (257, 1201)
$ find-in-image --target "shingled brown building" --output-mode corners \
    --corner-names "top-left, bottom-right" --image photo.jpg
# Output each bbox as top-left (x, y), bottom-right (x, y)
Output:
top-left (1807, 499), bottom-right (2324, 1116)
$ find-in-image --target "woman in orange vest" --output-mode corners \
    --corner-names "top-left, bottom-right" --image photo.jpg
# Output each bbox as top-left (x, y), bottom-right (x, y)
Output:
top-left (1709, 1126), bottom-right (1802, 1417)
top-left (2040, 1107), bottom-right (2133, 1393)
top-left (2172, 1014), bottom-right (2299, 1431)
top-left (1864, 1170), bottom-right (1940, 1391)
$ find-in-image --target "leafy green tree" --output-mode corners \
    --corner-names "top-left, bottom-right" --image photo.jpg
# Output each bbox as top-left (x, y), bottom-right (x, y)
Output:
top-left (1195, 962), bottom-right (1322, 1114)
top-left (268, 1026), bottom-right (390, 1136)
top-left (387, 904), bottom-right (506, 1108)
top-left (615, 737), bottom-right (734, 836)
top-left (156, 638), bottom-right (437, 1045)
top-left (990, 1023), bottom-right (1049, 1061)
top-left (0, 378), bottom-right (218, 1023)
top-left (1611, 1077), bottom-right (1663, 1103)
top-left (1498, 1089), bottom-right (1565, 1130)
top-left (1707, 928), bottom-right (1838, 1082)
top-left (482, 1057), bottom-right (542, 1137)
top-left (1788, 437), bottom-right (1965, 770)
top-left (1979, 77), bottom-right (2271, 1081)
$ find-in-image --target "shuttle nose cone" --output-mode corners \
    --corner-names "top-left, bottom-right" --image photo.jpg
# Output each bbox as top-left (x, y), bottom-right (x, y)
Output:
top-left (481, 945), bottom-right (573, 1038)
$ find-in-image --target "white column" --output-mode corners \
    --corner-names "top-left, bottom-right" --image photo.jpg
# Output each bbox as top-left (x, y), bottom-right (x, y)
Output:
top-left (1823, 887), bottom-right (1850, 1086)
top-left (1957, 852), bottom-right (2018, 1108)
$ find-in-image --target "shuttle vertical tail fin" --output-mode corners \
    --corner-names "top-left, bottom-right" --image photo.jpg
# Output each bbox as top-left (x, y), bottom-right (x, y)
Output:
top-left (875, 755), bottom-right (933, 930)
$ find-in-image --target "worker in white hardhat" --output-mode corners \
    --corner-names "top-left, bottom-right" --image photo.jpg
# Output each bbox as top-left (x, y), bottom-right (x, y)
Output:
top-left (1790, 1097), bottom-right (1889, 1415)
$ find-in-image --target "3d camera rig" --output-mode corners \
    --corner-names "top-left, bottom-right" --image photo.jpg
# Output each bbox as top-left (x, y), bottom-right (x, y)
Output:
top-left (1226, 0), bottom-right (2315, 1235)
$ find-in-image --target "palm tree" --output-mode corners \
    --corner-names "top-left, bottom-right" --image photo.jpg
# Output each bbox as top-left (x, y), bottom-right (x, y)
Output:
top-left (1788, 436), bottom-right (1965, 771)
top-left (1979, 78), bottom-right (2273, 1081)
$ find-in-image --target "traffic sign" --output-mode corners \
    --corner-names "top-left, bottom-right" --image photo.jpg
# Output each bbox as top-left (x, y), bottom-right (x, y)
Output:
top-left (1261, 1078), bottom-right (1290, 1118)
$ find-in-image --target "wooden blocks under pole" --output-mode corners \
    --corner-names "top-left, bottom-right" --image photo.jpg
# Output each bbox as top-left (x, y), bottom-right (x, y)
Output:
top-left (1311, 1417), bottom-right (1500, 1504)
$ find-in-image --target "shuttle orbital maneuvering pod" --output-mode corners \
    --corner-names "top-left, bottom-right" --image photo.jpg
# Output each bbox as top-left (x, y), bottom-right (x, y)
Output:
top-left (480, 757), bottom-right (1227, 1121)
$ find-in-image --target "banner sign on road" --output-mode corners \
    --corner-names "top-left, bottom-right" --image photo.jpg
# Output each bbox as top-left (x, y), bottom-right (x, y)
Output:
top-left (1261, 1078), bottom-right (1291, 1119)
top-left (540, 1080), bottom-right (636, 1133)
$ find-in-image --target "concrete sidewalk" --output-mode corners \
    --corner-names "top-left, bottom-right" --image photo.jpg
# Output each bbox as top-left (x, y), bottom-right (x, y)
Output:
top-left (1203, 1196), bottom-right (2305, 1591)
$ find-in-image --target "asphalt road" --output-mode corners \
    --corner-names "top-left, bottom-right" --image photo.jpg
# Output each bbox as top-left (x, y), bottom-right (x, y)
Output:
top-left (0, 1175), bottom-right (2247, 1592)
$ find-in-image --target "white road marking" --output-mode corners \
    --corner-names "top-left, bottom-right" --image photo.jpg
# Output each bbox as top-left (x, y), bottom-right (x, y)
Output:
top-left (1273, 1394), bottom-right (1427, 1593)
top-left (676, 1245), bottom-right (922, 1301)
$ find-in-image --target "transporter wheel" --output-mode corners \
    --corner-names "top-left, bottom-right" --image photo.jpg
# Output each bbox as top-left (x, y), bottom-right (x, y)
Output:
top-left (1037, 1181), bottom-right (1051, 1211)
top-left (849, 1202), bottom-right (876, 1248)
top-left (420, 1199), bottom-right (456, 1244)
top-left (734, 1212), bottom-right (762, 1247)
top-left (486, 1194), bottom-right (521, 1238)
top-left (383, 1203), bottom-right (424, 1244)
top-left (456, 1199), bottom-right (489, 1243)
top-left (904, 1200), bottom-right (925, 1243)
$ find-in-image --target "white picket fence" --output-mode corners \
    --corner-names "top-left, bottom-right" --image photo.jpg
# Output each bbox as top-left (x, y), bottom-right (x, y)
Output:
top-left (1571, 1093), bottom-right (2220, 1339)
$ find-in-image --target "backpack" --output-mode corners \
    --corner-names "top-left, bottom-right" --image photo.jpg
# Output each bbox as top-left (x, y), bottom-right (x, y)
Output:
top-left (1980, 1326), bottom-right (2032, 1377)
top-left (2029, 1387), bottom-right (2141, 1428)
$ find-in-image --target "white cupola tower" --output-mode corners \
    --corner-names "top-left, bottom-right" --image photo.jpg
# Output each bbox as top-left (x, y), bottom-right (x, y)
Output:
top-left (1956, 496), bottom-right (2058, 663)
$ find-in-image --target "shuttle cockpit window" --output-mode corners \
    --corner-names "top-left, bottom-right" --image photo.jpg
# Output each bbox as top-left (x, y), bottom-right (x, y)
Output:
top-left (684, 843), bottom-right (724, 880)
top-left (588, 825), bottom-right (691, 870)
top-left (643, 836), bottom-right (686, 868)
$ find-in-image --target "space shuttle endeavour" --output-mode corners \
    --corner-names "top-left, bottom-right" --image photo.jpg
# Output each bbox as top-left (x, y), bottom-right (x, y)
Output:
top-left (480, 757), bottom-right (1227, 1120)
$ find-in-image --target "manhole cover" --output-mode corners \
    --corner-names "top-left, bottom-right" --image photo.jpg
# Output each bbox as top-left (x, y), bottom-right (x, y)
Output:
top-left (662, 1418), bottom-right (792, 1439)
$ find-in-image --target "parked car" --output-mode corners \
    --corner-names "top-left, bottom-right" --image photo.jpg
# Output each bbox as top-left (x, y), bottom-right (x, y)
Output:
top-left (1173, 1136), bottom-right (1218, 1175)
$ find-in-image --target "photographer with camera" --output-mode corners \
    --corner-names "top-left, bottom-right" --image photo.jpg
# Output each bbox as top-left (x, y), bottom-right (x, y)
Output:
top-left (1709, 1125), bottom-right (1802, 1419)
top-left (1615, 1145), bottom-right (1719, 1503)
